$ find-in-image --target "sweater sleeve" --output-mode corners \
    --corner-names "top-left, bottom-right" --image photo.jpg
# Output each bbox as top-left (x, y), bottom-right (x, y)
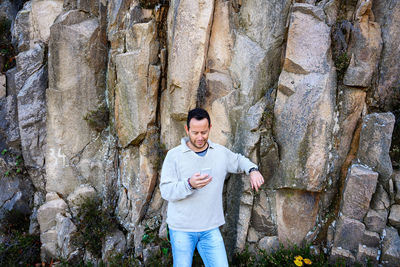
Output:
top-left (225, 147), bottom-right (258, 175)
top-left (160, 151), bottom-right (194, 202)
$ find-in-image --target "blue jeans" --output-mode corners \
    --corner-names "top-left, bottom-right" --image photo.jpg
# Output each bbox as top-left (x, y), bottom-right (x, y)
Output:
top-left (169, 227), bottom-right (229, 267)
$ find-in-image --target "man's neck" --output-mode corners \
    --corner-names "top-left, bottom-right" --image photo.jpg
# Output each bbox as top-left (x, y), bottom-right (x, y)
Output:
top-left (186, 141), bottom-right (208, 152)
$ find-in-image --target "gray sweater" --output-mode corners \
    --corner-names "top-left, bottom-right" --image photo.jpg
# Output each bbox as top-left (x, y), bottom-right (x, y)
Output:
top-left (160, 138), bottom-right (257, 232)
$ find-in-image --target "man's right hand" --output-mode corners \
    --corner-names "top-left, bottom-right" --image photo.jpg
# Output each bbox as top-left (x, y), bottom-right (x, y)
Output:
top-left (189, 173), bottom-right (212, 189)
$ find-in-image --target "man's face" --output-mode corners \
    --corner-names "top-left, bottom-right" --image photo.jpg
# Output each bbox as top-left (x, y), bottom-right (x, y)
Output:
top-left (185, 118), bottom-right (211, 151)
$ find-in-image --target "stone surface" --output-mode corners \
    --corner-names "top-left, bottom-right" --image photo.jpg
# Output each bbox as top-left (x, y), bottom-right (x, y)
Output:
top-left (343, 1), bottom-right (382, 87)
top-left (56, 213), bottom-right (78, 260)
top-left (0, 175), bottom-right (34, 219)
top-left (357, 112), bottom-right (395, 188)
top-left (0, 96), bottom-right (20, 150)
top-left (356, 244), bottom-right (378, 266)
top-left (30, 0), bottom-right (64, 43)
top-left (102, 229), bottom-right (127, 262)
top-left (372, 0), bottom-right (400, 110)
top-left (67, 184), bottom-right (96, 216)
top-left (46, 10), bottom-right (107, 195)
top-left (117, 129), bottom-right (159, 230)
top-left (329, 247), bottom-right (355, 265)
top-left (115, 21), bottom-right (159, 147)
top-left (361, 230), bottom-right (380, 248)
top-left (40, 229), bottom-right (58, 260)
top-left (17, 64), bottom-right (47, 170)
top-left (276, 189), bottom-right (319, 245)
top-left (340, 164), bottom-right (378, 220)
top-left (37, 197), bottom-right (67, 233)
top-left (394, 171), bottom-right (400, 204)
top-left (333, 216), bottom-right (365, 252)
top-left (161, 0), bottom-right (214, 148)
top-left (258, 236), bottom-right (279, 254)
top-left (251, 190), bottom-right (277, 236)
top-left (273, 4), bottom-right (335, 192)
top-left (389, 205), bottom-right (400, 229)
top-left (381, 226), bottom-right (400, 266)
top-left (11, 1), bottom-right (31, 52)
top-left (206, 0), bottom-right (232, 73)
top-left (0, 74), bottom-right (5, 98)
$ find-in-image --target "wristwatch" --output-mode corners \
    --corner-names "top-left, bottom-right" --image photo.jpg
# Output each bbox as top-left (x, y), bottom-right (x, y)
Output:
top-left (249, 167), bottom-right (259, 173)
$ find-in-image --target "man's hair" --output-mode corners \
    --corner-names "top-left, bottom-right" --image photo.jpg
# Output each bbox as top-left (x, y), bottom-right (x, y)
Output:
top-left (187, 108), bottom-right (211, 128)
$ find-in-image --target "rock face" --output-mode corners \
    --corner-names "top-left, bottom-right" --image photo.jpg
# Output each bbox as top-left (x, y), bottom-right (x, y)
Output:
top-left (274, 3), bottom-right (336, 192)
top-left (2, 0), bottom-right (400, 264)
top-left (46, 10), bottom-right (107, 195)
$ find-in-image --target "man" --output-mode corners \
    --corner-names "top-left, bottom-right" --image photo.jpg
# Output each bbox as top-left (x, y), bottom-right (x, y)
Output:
top-left (160, 108), bottom-right (264, 267)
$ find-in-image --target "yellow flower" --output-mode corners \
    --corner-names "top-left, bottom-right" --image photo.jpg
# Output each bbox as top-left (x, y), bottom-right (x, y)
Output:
top-left (294, 259), bottom-right (303, 266)
top-left (295, 255), bottom-right (303, 261)
top-left (304, 258), bottom-right (312, 265)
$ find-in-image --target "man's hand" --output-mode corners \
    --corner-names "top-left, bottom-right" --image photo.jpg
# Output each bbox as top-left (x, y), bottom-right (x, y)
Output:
top-left (189, 173), bottom-right (212, 189)
top-left (250, 171), bottom-right (264, 192)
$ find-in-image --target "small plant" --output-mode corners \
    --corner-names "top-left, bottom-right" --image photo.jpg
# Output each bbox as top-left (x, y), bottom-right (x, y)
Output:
top-left (71, 196), bottom-right (118, 259)
top-left (1, 149), bottom-right (7, 155)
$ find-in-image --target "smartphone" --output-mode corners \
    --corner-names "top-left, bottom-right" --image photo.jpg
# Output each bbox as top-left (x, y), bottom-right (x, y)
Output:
top-left (200, 168), bottom-right (212, 177)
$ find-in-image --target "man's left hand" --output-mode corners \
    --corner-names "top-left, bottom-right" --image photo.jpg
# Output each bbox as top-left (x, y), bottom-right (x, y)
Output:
top-left (250, 171), bottom-right (264, 192)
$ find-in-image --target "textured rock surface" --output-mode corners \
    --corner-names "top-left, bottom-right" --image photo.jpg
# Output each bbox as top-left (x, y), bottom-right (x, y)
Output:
top-left (388, 205), bottom-right (400, 229)
top-left (46, 10), bottom-right (107, 195)
top-left (357, 112), bottom-right (395, 188)
top-left (340, 164), bottom-right (378, 220)
top-left (333, 216), bottom-right (365, 252)
top-left (258, 236), bottom-right (279, 253)
top-left (381, 226), bottom-right (400, 266)
top-left (274, 3), bottom-right (335, 192)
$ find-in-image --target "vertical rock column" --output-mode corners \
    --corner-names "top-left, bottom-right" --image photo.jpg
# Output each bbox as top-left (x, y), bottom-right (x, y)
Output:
top-left (273, 3), bottom-right (336, 245)
top-left (160, 0), bottom-right (214, 149)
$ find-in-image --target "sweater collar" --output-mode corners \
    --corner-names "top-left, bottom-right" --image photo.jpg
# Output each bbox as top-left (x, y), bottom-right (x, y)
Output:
top-left (180, 137), bottom-right (215, 153)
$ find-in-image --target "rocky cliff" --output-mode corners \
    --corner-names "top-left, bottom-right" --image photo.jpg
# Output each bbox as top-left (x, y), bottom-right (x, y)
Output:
top-left (0, 0), bottom-right (399, 265)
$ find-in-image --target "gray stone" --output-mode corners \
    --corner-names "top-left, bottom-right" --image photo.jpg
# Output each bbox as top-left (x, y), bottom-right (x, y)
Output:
top-left (46, 10), bottom-right (107, 195)
top-left (343, 2), bottom-right (382, 87)
top-left (364, 209), bottom-right (387, 234)
top-left (372, 0), bottom-right (400, 110)
top-left (389, 205), bottom-right (400, 229)
top-left (381, 226), bottom-right (400, 266)
top-left (67, 185), bottom-right (96, 217)
top-left (356, 244), bottom-right (378, 266)
top-left (15, 43), bottom-right (45, 93)
top-left (394, 171), bottom-right (400, 204)
top-left (0, 74), bottom-right (5, 98)
top-left (361, 230), bottom-right (380, 248)
top-left (371, 184), bottom-right (391, 212)
top-left (329, 247), bottom-right (355, 265)
top-left (17, 65), bottom-right (47, 171)
top-left (56, 213), bottom-right (78, 260)
top-left (333, 216), bottom-right (365, 252)
top-left (115, 21), bottom-right (159, 147)
top-left (5, 67), bottom-right (17, 97)
top-left (29, 191), bottom-right (45, 235)
top-left (357, 112), bottom-right (395, 188)
top-left (11, 1), bottom-right (31, 52)
top-left (251, 190), bottom-right (277, 235)
top-left (0, 96), bottom-right (20, 149)
top-left (143, 245), bottom-right (160, 266)
top-left (273, 5), bottom-right (336, 191)
top-left (102, 229), bottom-right (126, 262)
top-left (276, 189), bottom-right (319, 246)
top-left (258, 236), bottom-right (279, 254)
top-left (30, 0), bottom-right (63, 43)
top-left (40, 229), bottom-right (58, 260)
top-left (341, 164), bottom-right (378, 220)
top-left (37, 197), bottom-right (67, 233)
top-left (0, 175), bottom-right (34, 219)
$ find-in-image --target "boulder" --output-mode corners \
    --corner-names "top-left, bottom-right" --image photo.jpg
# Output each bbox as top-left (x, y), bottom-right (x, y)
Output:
top-left (258, 236), bottom-right (279, 254)
top-left (357, 112), bottom-right (395, 188)
top-left (381, 226), bottom-right (400, 266)
top-left (251, 190), bottom-right (277, 235)
top-left (102, 229), bottom-right (127, 262)
top-left (115, 21), bottom-right (159, 147)
top-left (329, 247), bottom-right (355, 265)
top-left (0, 176), bottom-right (34, 219)
top-left (333, 216), bottom-right (365, 252)
top-left (356, 244), bottom-right (378, 266)
top-left (273, 4), bottom-right (335, 192)
top-left (364, 209), bottom-right (387, 234)
top-left (340, 164), bottom-right (378, 220)
top-left (56, 213), bottom-right (79, 260)
top-left (37, 196), bottom-right (67, 233)
top-left (0, 96), bottom-right (20, 149)
top-left (388, 205), bottom-right (400, 229)
top-left (46, 10), bottom-right (107, 195)
top-left (361, 230), bottom-right (380, 248)
top-left (30, 0), bottom-right (64, 43)
top-left (343, 1), bottom-right (382, 87)
top-left (11, 1), bottom-right (31, 52)
top-left (40, 229), bottom-right (58, 260)
top-left (67, 185), bottom-right (96, 216)
top-left (372, 0), bottom-right (400, 110)
top-left (276, 189), bottom-right (319, 246)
